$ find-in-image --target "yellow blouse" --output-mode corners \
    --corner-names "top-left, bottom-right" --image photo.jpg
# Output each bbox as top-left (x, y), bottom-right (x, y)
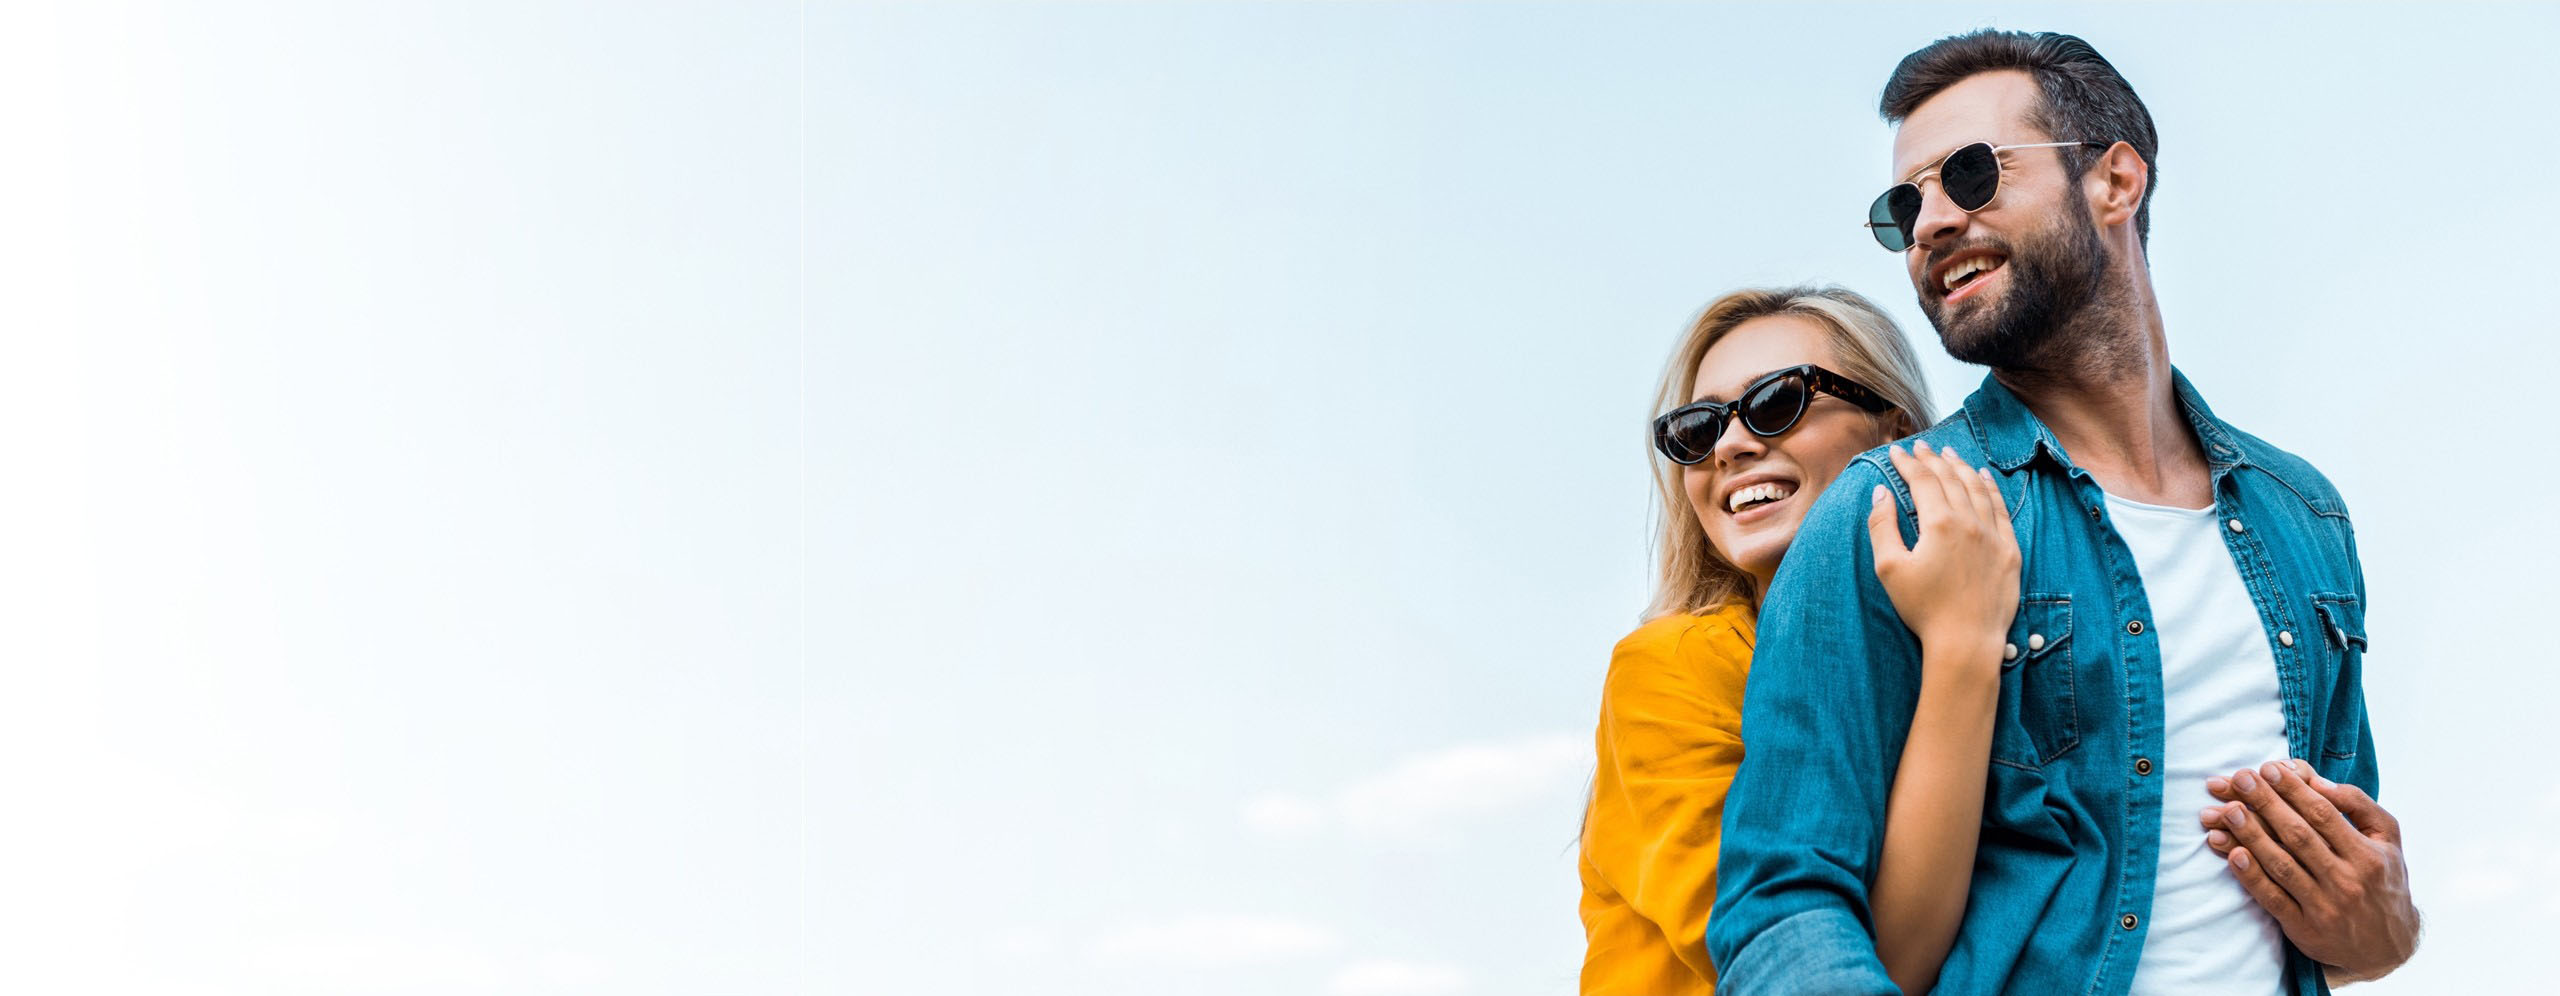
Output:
top-left (1577, 602), bottom-right (1755, 995)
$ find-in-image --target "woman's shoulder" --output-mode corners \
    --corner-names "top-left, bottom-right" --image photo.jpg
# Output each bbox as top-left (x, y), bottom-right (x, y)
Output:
top-left (1611, 603), bottom-right (1755, 670)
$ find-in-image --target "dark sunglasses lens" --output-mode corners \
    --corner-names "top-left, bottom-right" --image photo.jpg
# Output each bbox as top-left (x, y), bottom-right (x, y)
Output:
top-left (1869, 185), bottom-right (1918, 251)
top-left (1741, 375), bottom-right (1809, 435)
top-left (1942, 142), bottom-right (2000, 211)
top-left (1661, 409), bottom-right (1725, 463)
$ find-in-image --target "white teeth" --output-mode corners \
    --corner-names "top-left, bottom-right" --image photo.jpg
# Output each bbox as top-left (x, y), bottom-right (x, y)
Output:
top-left (1942, 255), bottom-right (2002, 291)
top-left (1726, 482), bottom-right (1797, 513)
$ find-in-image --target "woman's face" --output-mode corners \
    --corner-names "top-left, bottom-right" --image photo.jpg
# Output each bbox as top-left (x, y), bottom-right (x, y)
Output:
top-left (1682, 315), bottom-right (1899, 591)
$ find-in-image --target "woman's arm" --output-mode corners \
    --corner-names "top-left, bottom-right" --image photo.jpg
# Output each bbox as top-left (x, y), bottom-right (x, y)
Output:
top-left (1863, 441), bottom-right (2019, 995)
top-left (1872, 634), bottom-right (2000, 994)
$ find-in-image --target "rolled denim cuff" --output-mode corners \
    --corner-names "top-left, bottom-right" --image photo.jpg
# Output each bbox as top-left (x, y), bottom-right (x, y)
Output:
top-left (1715, 907), bottom-right (1897, 996)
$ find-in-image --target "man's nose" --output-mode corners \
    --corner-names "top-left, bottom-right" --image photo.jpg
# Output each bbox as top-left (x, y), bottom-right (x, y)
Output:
top-left (1909, 177), bottom-right (1972, 251)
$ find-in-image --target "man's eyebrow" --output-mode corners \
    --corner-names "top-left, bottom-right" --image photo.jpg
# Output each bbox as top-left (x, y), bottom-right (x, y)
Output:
top-left (1896, 147), bottom-right (1951, 185)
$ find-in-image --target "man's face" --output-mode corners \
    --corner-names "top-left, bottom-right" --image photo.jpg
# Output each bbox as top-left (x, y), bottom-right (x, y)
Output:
top-left (1891, 70), bottom-right (2110, 367)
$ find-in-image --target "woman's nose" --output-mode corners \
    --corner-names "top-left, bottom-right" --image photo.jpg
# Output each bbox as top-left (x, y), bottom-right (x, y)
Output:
top-left (1711, 416), bottom-right (1766, 467)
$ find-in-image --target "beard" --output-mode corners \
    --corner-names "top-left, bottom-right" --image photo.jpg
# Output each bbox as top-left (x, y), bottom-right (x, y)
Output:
top-left (1920, 205), bottom-right (2113, 369)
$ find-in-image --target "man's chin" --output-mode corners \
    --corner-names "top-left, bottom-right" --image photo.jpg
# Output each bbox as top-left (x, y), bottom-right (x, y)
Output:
top-left (1927, 307), bottom-right (2004, 360)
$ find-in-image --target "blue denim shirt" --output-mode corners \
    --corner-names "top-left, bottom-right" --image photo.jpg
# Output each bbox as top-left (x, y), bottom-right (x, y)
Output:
top-left (1706, 370), bottom-right (2377, 995)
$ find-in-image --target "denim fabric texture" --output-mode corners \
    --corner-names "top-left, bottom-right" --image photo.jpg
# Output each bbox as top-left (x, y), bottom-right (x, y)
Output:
top-left (1706, 370), bottom-right (2377, 996)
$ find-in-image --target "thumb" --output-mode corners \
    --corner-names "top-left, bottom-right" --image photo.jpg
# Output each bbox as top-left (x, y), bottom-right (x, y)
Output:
top-left (1867, 484), bottom-right (1905, 557)
top-left (2313, 776), bottom-right (2401, 844)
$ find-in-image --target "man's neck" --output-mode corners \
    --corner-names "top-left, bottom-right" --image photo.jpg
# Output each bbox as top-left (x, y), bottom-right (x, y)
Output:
top-left (1991, 278), bottom-right (2214, 509)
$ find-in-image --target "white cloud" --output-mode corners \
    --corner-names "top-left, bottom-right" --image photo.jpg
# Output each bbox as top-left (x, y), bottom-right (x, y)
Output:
top-left (2441, 783), bottom-right (2560, 914)
top-left (993, 926), bottom-right (1063, 960)
top-left (1084, 914), bottom-right (1342, 968)
top-left (1242, 792), bottom-right (1329, 836)
top-left (240, 931), bottom-right (506, 989)
top-left (1244, 732), bottom-right (1588, 841)
top-left (1329, 958), bottom-right (1469, 996)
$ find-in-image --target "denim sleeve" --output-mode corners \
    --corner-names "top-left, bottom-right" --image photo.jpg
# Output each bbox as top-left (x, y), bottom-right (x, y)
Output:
top-left (1705, 456), bottom-right (1921, 996)
top-left (2341, 516), bottom-right (2381, 800)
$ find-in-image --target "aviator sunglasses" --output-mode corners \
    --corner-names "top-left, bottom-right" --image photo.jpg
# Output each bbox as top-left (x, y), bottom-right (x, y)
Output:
top-left (1865, 140), bottom-right (2109, 251)
top-left (1653, 364), bottom-right (1896, 465)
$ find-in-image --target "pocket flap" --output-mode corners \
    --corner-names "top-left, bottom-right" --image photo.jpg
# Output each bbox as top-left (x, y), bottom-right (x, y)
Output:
top-left (2005, 596), bottom-right (2073, 669)
top-left (2314, 595), bottom-right (2369, 651)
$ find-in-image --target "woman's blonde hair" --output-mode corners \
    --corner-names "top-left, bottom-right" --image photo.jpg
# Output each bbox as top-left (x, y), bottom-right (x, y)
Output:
top-left (1643, 285), bottom-right (1937, 620)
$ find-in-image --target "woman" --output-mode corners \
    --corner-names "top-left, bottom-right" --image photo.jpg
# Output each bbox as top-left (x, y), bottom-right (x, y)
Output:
top-left (1577, 286), bottom-right (2020, 995)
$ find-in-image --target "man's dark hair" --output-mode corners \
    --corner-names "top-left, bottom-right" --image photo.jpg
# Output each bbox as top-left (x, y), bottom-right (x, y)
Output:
top-left (1880, 30), bottom-right (2160, 246)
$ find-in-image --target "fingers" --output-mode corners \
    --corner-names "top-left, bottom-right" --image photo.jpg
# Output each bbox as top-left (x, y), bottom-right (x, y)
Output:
top-left (1867, 484), bottom-right (1908, 556)
top-left (2207, 800), bottom-right (2319, 902)
top-left (1888, 441), bottom-right (1961, 533)
top-left (2225, 844), bottom-right (2306, 924)
top-left (1951, 456), bottom-right (2019, 572)
top-left (2306, 769), bottom-right (2403, 845)
top-left (1982, 464), bottom-right (2014, 534)
top-left (1933, 444), bottom-right (1993, 527)
top-left (2228, 764), bottom-right (2349, 884)
top-left (2266, 758), bottom-right (2366, 857)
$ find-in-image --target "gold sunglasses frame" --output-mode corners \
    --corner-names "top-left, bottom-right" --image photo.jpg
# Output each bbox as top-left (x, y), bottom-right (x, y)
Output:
top-left (1863, 141), bottom-right (2110, 250)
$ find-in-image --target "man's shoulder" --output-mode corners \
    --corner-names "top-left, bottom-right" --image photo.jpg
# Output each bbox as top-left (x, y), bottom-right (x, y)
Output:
top-left (1813, 413), bottom-right (1986, 521)
top-left (2222, 423), bottom-right (2353, 518)
top-left (1852, 412), bottom-right (1987, 479)
top-left (1762, 450), bottom-right (1900, 613)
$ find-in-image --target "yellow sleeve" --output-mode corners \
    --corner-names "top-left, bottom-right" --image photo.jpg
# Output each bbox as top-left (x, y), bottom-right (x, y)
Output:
top-left (1584, 611), bottom-right (1752, 982)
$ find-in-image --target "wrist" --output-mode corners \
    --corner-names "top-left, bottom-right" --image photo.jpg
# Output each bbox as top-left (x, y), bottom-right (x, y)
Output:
top-left (1915, 631), bottom-right (2005, 690)
top-left (1917, 627), bottom-right (2005, 663)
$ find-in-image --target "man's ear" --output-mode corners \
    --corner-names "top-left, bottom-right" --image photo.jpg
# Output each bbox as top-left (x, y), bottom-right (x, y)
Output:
top-left (2089, 141), bottom-right (2148, 230)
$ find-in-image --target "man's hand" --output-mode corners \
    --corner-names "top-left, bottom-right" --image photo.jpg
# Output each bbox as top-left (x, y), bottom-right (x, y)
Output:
top-left (2198, 758), bottom-right (2419, 983)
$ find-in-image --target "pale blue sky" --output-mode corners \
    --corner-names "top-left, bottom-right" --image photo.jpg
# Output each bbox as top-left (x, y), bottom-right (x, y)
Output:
top-left (842, 5), bottom-right (2556, 994)
top-left (7, 2), bottom-right (2553, 994)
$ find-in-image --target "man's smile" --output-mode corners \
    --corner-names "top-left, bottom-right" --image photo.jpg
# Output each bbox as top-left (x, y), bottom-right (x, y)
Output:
top-left (1930, 248), bottom-right (2010, 305)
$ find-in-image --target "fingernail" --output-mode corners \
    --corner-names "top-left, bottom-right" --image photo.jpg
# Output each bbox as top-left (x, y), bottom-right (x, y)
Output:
top-left (2227, 806), bottom-right (2246, 827)
top-left (2234, 770), bottom-right (2256, 793)
top-left (2233, 848), bottom-right (2252, 871)
top-left (2263, 762), bottom-right (2286, 786)
top-left (1914, 439), bottom-right (1932, 453)
top-left (2206, 830), bottom-right (2230, 849)
top-left (2206, 776), bottom-right (2229, 795)
top-left (2314, 774), bottom-right (2335, 790)
top-left (2198, 806), bottom-right (2222, 826)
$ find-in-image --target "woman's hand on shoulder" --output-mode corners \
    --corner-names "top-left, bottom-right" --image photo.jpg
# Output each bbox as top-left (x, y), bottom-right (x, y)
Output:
top-left (1867, 440), bottom-right (2021, 669)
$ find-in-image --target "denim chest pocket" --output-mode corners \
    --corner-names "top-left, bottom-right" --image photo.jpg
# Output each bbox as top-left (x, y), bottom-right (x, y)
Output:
top-left (1991, 596), bottom-right (2080, 770)
top-left (2312, 594), bottom-right (2370, 761)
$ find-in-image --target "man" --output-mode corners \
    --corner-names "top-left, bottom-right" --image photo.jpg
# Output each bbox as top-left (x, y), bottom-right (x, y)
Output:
top-left (1705, 30), bottom-right (2418, 995)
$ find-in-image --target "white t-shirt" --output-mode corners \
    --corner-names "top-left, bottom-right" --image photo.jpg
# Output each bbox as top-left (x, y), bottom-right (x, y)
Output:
top-left (2107, 491), bottom-right (2292, 995)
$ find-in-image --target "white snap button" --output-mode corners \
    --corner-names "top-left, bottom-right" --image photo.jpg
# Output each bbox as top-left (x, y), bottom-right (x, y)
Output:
top-left (2027, 633), bottom-right (2045, 652)
top-left (2278, 630), bottom-right (2294, 647)
top-left (2227, 519), bottom-right (2245, 533)
top-left (2003, 643), bottom-right (2019, 662)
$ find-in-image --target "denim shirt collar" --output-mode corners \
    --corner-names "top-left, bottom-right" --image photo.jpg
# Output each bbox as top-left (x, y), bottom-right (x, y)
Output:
top-left (1962, 366), bottom-right (2252, 477)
